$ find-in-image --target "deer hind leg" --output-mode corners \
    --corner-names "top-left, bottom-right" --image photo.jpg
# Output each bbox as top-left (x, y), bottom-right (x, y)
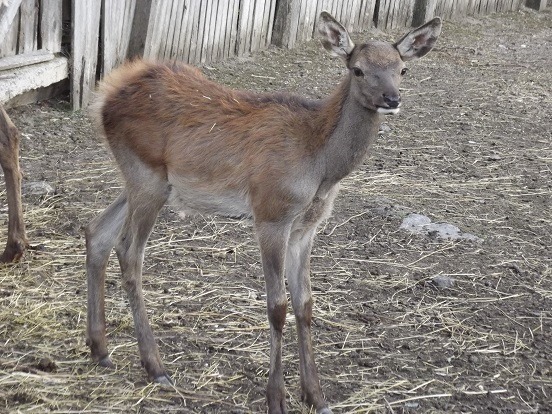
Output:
top-left (0, 106), bottom-right (27, 263)
top-left (286, 224), bottom-right (331, 414)
top-left (114, 164), bottom-right (170, 384)
top-left (86, 192), bottom-right (128, 367)
top-left (256, 221), bottom-right (292, 414)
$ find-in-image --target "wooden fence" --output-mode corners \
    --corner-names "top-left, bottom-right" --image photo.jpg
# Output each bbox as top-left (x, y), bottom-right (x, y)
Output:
top-left (0, 0), bottom-right (547, 109)
top-left (0, 0), bottom-right (67, 105)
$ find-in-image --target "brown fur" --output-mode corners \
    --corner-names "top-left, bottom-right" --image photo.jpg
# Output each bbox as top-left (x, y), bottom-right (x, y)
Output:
top-left (0, 105), bottom-right (27, 263)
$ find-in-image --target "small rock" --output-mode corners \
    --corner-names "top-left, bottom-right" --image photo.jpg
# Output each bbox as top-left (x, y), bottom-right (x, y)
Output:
top-left (431, 275), bottom-right (455, 289)
top-left (23, 181), bottom-right (55, 196)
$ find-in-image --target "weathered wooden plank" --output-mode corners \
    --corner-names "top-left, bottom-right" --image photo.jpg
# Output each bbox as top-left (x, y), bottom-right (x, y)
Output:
top-left (188, 0), bottom-right (203, 63)
top-left (173, 0), bottom-right (189, 61)
top-left (0, 9), bottom-right (18, 57)
top-left (213, 0), bottom-right (228, 60)
top-left (103, 0), bottom-right (136, 75)
top-left (0, 0), bottom-right (23, 45)
top-left (237, 0), bottom-right (254, 54)
top-left (161, 0), bottom-right (180, 59)
top-left (413, 0), bottom-right (436, 26)
top-left (18, 0), bottom-right (37, 53)
top-left (71, 0), bottom-right (101, 109)
top-left (206, 0), bottom-right (220, 62)
top-left (196, 1), bottom-right (208, 63)
top-left (40, 0), bottom-right (61, 53)
top-left (0, 56), bottom-right (67, 104)
top-left (377, 0), bottom-right (413, 29)
top-left (171, 0), bottom-right (187, 59)
top-left (254, 0), bottom-right (273, 51)
top-left (127, 0), bottom-right (152, 59)
top-left (227, 0), bottom-right (239, 58)
top-left (526, 0), bottom-right (547, 10)
top-left (143, 0), bottom-right (165, 59)
top-left (179, 0), bottom-right (195, 62)
top-left (0, 48), bottom-right (53, 71)
top-left (295, 0), bottom-right (306, 43)
top-left (287, 0), bottom-right (301, 48)
top-left (260, 0), bottom-right (272, 47)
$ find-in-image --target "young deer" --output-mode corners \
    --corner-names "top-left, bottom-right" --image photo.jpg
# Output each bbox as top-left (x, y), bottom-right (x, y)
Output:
top-left (86, 12), bottom-right (441, 414)
top-left (0, 104), bottom-right (27, 263)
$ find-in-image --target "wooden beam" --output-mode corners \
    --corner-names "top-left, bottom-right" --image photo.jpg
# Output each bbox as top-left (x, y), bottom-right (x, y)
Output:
top-left (0, 56), bottom-right (68, 104)
top-left (0, 49), bottom-right (54, 71)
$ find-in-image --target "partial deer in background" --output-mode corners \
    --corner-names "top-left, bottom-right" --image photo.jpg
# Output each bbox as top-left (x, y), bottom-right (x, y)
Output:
top-left (0, 104), bottom-right (27, 263)
top-left (86, 12), bottom-right (441, 414)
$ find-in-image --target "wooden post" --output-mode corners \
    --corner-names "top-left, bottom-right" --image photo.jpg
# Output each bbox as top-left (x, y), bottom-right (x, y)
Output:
top-left (526, 0), bottom-right (547, 10)
top-left (127, 0), bottom-right (152, 59)
top-left (412, 0), bottom-right (437, 26)
top-left (272, 0), bottom-right (294, 47)
top-left (71, 0), bottom-right (101, 110)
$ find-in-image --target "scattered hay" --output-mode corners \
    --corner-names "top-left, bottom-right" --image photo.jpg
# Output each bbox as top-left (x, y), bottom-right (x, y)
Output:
top-left (1, 10), bottom-right (551, 413)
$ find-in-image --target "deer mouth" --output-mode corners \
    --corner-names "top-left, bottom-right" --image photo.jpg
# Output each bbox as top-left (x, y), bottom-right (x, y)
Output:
top-left (376, 106), bottom-right (400, 115)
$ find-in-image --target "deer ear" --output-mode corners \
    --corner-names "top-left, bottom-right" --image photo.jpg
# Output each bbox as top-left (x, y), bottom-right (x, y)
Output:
top-left (318, 11), bottom-right (355, 61)
top-left (394, 17), bottom-right (442, 61)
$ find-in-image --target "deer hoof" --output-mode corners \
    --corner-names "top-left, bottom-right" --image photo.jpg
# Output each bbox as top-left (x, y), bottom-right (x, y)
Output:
top-left (98, 356), bottom-right (115, 369)
top-left (154, 373), bottom-right (174, 386)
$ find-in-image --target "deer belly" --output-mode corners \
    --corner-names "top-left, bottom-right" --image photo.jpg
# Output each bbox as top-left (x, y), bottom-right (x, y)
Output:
top-left (167, 178), bottom-right (251, 219)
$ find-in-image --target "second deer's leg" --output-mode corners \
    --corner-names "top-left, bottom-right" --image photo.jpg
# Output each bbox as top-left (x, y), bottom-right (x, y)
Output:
top-left (286, 225), bottom-right (332, 414)
top-left (0, 106), bottom-right (27, 263)
top-left (86, 192), bottom-right (128, 367)
top-left (256, 221), bottom-right (292, 414)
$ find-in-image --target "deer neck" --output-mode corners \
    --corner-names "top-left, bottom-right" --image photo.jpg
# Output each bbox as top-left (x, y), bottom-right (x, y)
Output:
top-left (319, 76), bottom-right (382, 185)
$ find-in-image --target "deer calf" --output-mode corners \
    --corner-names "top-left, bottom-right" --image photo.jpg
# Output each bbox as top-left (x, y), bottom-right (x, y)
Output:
top-left (0, 104), bottom-right (27, 263)
top-left (86, 12), bottom-right (441, 414)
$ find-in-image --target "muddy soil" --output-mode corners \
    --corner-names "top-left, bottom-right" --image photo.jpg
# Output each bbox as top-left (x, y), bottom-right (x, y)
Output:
top-left (1, 8), bottom-right (551, 414)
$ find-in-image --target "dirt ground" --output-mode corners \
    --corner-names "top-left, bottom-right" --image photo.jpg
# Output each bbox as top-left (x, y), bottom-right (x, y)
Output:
top-left (1, 7), bottom-right (551, 414)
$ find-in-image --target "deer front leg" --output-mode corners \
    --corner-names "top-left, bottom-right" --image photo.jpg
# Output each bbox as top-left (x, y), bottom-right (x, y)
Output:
top-left (256, 221), bottom-right (291, 414)
top-left (286, 225), bottom-right (332, 414)
top-left (86, 192), bottom-right (128, 367)
top-left (0, 105), bottom-right (27, 263)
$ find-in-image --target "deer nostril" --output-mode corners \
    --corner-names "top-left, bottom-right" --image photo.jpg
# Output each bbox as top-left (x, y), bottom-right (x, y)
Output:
top-left (383, 95), bottom-right (401, 108)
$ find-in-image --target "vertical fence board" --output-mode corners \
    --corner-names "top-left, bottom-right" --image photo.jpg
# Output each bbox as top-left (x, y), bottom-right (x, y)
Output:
top-left (18, 0), bottom-right (37, 53)
top-left (179, 0), bottom-right (195, 62)
top-left (162, 0), bottom-right (180, 59)
top-left (40, 0), bottom-right (61, 52)
top-left (215, 0), bottom-right (227, 60)
top-left (228, 0), bottom-right (239, 56)
top-left (0, 12), bottom-right (18, 57)
top-left (201, 0), bottom-right (213, 62)
top-left (0, 0), bottom-right (23, 46)
top-left (127, 0), bottom-right (151, 58)
top-left (263, 0), bottom-right (276, 47)
top-left (103, 0), bottom-right (135, 75)
top-left (71, 0), bottom-right (101, 109)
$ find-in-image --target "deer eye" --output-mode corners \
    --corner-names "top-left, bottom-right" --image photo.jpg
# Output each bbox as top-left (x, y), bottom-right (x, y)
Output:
top-left (352, 67), bottom-right (364, 77)
top-left (401, 68), bottom-right (409, 76)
